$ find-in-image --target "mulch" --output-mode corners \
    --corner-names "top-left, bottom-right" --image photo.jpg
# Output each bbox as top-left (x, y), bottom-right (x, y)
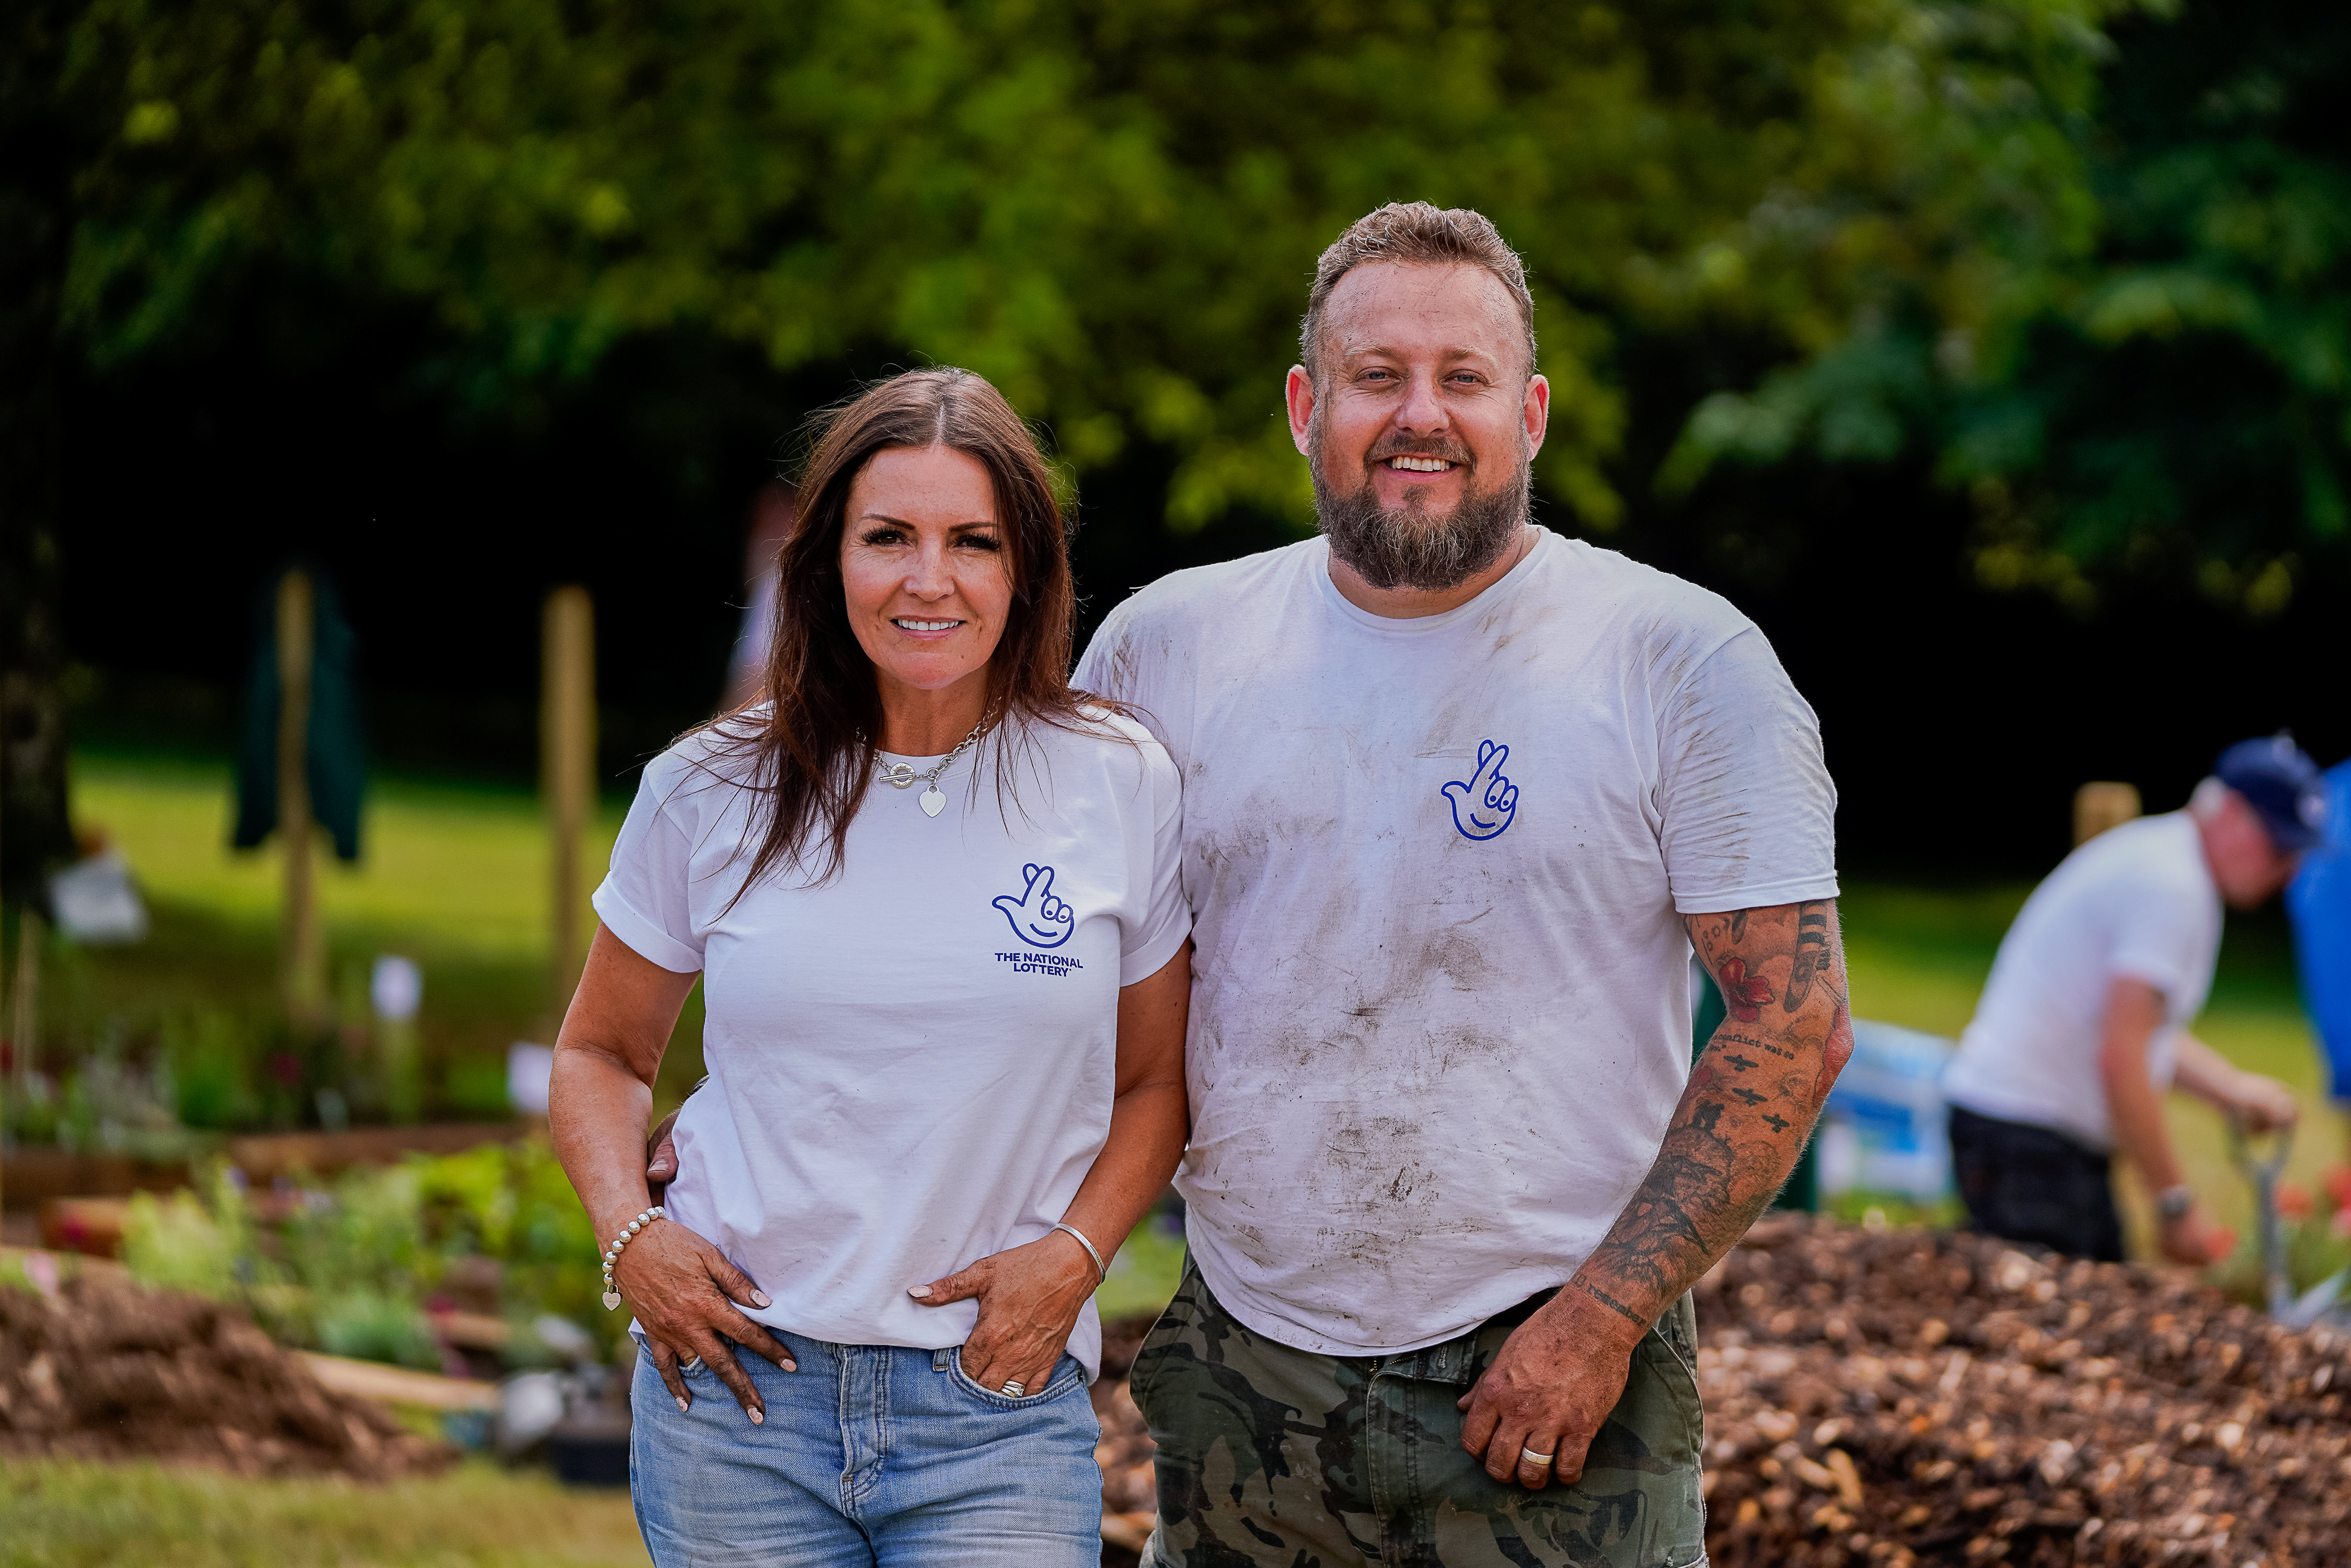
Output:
top-left (1696, 1215), bottom-right (2349, 1565)
top-left (0, 1272), bottom-right (452, 1480)
top-left (1091, 1217), bottom-right (2351, 1565)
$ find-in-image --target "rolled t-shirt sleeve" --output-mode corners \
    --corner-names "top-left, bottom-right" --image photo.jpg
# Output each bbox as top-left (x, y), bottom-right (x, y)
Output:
top-left (1656, 624), bottom-right (1840, 914)
top-left (1119, 735), bottom-right (1191, 986)
top-left (591, 762), bottom-right (706, 974)
top-left (2108, 879), bottom-right (2209, 1007)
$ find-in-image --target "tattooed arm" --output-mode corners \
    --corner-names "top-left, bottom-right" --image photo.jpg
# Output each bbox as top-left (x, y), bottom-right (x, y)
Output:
top-left (1459, 900), bottom-right (1853, 1489)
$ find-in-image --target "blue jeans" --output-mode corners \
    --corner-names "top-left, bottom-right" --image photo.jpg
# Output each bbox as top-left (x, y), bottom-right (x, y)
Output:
top-left (629, 1330), bottom-right (1103, 1567)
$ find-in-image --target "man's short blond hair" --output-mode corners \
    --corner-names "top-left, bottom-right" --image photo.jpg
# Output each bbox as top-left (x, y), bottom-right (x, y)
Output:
top-left (1300, 202), bottom-right (1537, 383)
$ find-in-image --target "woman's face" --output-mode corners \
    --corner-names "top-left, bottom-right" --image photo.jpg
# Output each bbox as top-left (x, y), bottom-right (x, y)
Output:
top-left (838, 444), bottom-right (1016, 712)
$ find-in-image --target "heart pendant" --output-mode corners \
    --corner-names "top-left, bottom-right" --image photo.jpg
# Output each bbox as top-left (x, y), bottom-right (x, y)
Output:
top-left (603, 1289), bottom-right (623, 1311)
top-left (919, 787), bottom-right (946, 817)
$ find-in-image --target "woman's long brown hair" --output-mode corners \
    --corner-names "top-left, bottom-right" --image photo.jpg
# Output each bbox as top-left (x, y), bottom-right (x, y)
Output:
top-left (693, 367), bottom-right (1091, 890)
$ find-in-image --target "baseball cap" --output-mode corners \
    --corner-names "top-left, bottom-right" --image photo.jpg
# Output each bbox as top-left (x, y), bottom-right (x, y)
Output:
top-left (2215, 733), bottom-right (2330, 854)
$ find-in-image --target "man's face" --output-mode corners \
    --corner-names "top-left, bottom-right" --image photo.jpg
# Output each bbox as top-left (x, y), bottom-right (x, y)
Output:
top-left (1287, 261), bottom-right (1549, 591)
top-left (2205, 790), bottom-right (2302, 909)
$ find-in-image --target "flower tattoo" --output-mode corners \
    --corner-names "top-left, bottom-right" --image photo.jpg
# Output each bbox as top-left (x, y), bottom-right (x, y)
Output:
top-left (1716, 957), bottom-right (1773, 1023)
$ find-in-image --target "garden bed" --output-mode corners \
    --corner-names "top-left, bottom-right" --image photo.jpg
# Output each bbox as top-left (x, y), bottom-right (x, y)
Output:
top-left (0, 1269), bottom-right (451, 1479)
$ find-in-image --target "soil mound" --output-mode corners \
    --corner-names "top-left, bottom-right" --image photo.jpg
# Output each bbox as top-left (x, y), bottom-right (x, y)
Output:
top-left (1699, 1216), bottom-right (2351, 1566)
top-left (0, 1275), bottom-right (453, 1480)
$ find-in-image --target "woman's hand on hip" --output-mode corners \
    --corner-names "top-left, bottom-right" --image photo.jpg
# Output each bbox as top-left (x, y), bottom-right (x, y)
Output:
top-left (909, 1230), bottom-right (1099, 1397)
top-left (615, 1219), bottom-right (794, 1422)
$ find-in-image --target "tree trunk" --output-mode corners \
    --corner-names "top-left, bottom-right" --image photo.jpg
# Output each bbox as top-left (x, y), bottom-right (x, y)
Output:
top-left (0, 0), bottom-right (77, 909)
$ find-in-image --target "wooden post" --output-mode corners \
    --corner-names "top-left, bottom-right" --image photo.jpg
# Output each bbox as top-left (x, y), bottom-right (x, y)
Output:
top-left (4, 909), bottom-right (38, 1214)
top-left (279, 570), bottom-right (327, 1028)
top-left (543, 586), bottom-right (596, 1021)
top-left (2073, 781), bottom-right (2142, 847)
top-left (9, 910), bottom-right (35, 1085)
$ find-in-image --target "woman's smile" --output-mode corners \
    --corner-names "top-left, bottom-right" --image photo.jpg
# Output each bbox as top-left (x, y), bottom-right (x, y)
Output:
top-left (891, 615), bottom-right (965, 637)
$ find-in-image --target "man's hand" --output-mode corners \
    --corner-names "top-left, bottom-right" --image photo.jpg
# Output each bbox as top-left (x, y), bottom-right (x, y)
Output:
top-left (646, 1108), bottom-right (682, 1198)
top-left (2226, 1073), bottom-right (2300, 1134)
top-left (614, 1218), bottom-right (794, 1421)
top-left (908, 1230), bottom-right (1099, 1398)
top-left (1458, 1288), bottom-right (1643, 1489)
top-left (1460, 901), bottom-right (1850, 1490)
top-left (2157, 1202), bottom-right (2234, 1266)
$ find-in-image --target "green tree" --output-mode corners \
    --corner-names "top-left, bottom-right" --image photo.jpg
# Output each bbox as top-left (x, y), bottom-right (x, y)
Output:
top-left (12, 0), bottom-right (2257, 888)
top-left (1670, 0), bottom-right (2351, 614)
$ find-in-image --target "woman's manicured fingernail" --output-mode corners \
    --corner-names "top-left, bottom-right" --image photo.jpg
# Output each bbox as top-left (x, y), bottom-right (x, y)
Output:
top-left (675, 1398), bottom-right (689, 1412)
top-left (748, 1408), bottom-right (764, 1425)
top-left (907, 1285), bottom-right (932, 1299)
top-left (751, 1290), bottom-right (771, 1308)
top-left (781, 1361), bottom-right (798, 1373)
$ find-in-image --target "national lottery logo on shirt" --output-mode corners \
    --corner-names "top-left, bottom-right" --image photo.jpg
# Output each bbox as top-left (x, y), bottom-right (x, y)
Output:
top-left (992, 862), bottom-right (1084, 976)
top-left (1440, 739), bottom-right (1518, 840)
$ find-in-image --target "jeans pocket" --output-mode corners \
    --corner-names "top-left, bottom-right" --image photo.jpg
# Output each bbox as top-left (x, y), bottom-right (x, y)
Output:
top-left (944, 1348), bottom-right (1087, 1410)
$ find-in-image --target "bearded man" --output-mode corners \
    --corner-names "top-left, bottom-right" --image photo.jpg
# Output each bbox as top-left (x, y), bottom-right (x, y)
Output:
top-left (1071, 203), bottom-right (1849, 1567)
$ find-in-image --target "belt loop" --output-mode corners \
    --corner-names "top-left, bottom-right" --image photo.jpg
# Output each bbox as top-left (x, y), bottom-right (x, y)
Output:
top-left (931, 1347), bottom-right (949, 1372)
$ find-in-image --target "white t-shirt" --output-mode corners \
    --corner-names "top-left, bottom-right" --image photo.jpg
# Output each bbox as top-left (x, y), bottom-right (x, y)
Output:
top-left (591, 710), bottom-right (1189, 1378)
top-left (1941, 811), bottom-right (2221, 1151)
top-left (1073, 531), bottom-right (1839, 1355)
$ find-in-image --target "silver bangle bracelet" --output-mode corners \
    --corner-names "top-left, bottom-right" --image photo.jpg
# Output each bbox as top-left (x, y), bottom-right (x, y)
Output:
top-left (1053, 1221), bottom-right (1108, 1281)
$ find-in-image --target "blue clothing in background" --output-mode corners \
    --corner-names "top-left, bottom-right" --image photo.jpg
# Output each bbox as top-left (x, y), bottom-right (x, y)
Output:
top-left (2287, 759), bottom-right (2351, 1104)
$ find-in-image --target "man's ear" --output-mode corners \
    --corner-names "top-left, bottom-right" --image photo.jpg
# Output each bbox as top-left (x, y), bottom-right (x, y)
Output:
top-left (1523, 373), bottom-right (1551, 459)
top-left (1286, 365), bottom-right (1316, 456)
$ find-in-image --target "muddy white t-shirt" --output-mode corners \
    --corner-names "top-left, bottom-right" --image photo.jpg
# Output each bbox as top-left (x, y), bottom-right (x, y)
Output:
top-left (1941, 811), bottom-right (2220, 1151)
top-left (591, 710), bottom-right (1188, 1378)
top-left (1075, 532), bottom-right (1838, 1355)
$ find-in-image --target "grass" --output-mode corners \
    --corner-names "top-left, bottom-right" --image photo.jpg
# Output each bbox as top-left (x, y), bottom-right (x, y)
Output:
top-left (45, 748), bottom-right (707, 1112)
top-left (0, 1457), bottom-right (649, 1568)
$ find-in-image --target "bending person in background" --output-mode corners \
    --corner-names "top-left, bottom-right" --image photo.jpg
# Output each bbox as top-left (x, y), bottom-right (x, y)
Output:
top-left (720, 481), bottom-right (796, 711)
top-left (1941, 735), bottom-right (2327, 1264)
top-left (550, 367), bottom-right (1191, 1568)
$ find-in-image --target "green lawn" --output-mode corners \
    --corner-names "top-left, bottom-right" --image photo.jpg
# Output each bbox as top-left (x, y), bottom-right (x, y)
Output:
top-left (47, 749), bottom-right (707, 1114)
top-left (0, 1457), bottom-right (649, 1568)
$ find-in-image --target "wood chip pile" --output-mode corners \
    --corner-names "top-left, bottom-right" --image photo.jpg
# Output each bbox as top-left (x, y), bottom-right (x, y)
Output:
top-left (1698, 1216), bottom-right (2351, 1566)
top-left (0, 1273), bottom-right (453, 1479)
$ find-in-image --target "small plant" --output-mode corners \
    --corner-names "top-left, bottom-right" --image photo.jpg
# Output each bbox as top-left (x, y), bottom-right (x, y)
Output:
top-left (117, 1139), bottom-right (613, 1369)
top-left (2211, 1164), bottom-right (2351, 1316)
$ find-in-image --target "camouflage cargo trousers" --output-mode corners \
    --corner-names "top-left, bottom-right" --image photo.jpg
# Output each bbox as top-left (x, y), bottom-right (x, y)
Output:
top-left (1131, 1263), bottom-right (1708, 1568)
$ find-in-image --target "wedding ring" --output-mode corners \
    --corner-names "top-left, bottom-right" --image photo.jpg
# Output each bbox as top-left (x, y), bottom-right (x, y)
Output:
top-left (1000, 1380), bottom-right (1026, 1397)
top-left (1520, 1446), bottom-right (1555, 1467)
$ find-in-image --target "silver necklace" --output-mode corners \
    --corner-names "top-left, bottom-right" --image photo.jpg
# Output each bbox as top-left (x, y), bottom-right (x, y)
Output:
top-left (874, 718), bottom-right (990, 817)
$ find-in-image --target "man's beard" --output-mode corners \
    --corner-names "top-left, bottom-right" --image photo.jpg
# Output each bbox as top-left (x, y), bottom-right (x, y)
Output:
top-left (1309, 421), bottom-right (1532, 592)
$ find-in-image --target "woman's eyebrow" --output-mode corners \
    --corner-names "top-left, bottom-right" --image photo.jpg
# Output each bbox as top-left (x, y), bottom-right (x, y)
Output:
top-left (854, 513), bottom-right (999, 528)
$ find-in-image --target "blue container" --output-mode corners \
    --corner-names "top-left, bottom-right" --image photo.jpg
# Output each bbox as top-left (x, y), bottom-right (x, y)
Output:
top-left (2287, 759), bottom-right (2351, 1106)
top-left (1820, 1020), bottom-right (1956, 1202)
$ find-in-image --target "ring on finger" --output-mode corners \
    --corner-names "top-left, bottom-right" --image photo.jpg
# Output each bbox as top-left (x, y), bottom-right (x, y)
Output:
top-left (1520, 1445), bottom-right (1555, 1467)
top-left (1000, 1379), bottom-right (1026, 1396)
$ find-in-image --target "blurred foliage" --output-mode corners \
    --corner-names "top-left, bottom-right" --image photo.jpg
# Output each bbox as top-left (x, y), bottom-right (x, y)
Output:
top-left (1670, 0), bottom-right (2351, 609)
top-left (49, 0), bottom-right (2132, 544)
top-left (119, 1140), bottom-right (612, 1368)
top-left (0, 0), bottom-right (2337, 668)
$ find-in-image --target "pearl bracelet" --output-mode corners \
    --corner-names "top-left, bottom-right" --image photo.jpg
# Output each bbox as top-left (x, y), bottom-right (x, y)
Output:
top-left (601, 1206), bottom-right (665, 1310)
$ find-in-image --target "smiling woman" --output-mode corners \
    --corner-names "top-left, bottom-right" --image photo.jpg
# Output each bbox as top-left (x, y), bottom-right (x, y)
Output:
top-left (544, 369), bottom-right (1194, 1568)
